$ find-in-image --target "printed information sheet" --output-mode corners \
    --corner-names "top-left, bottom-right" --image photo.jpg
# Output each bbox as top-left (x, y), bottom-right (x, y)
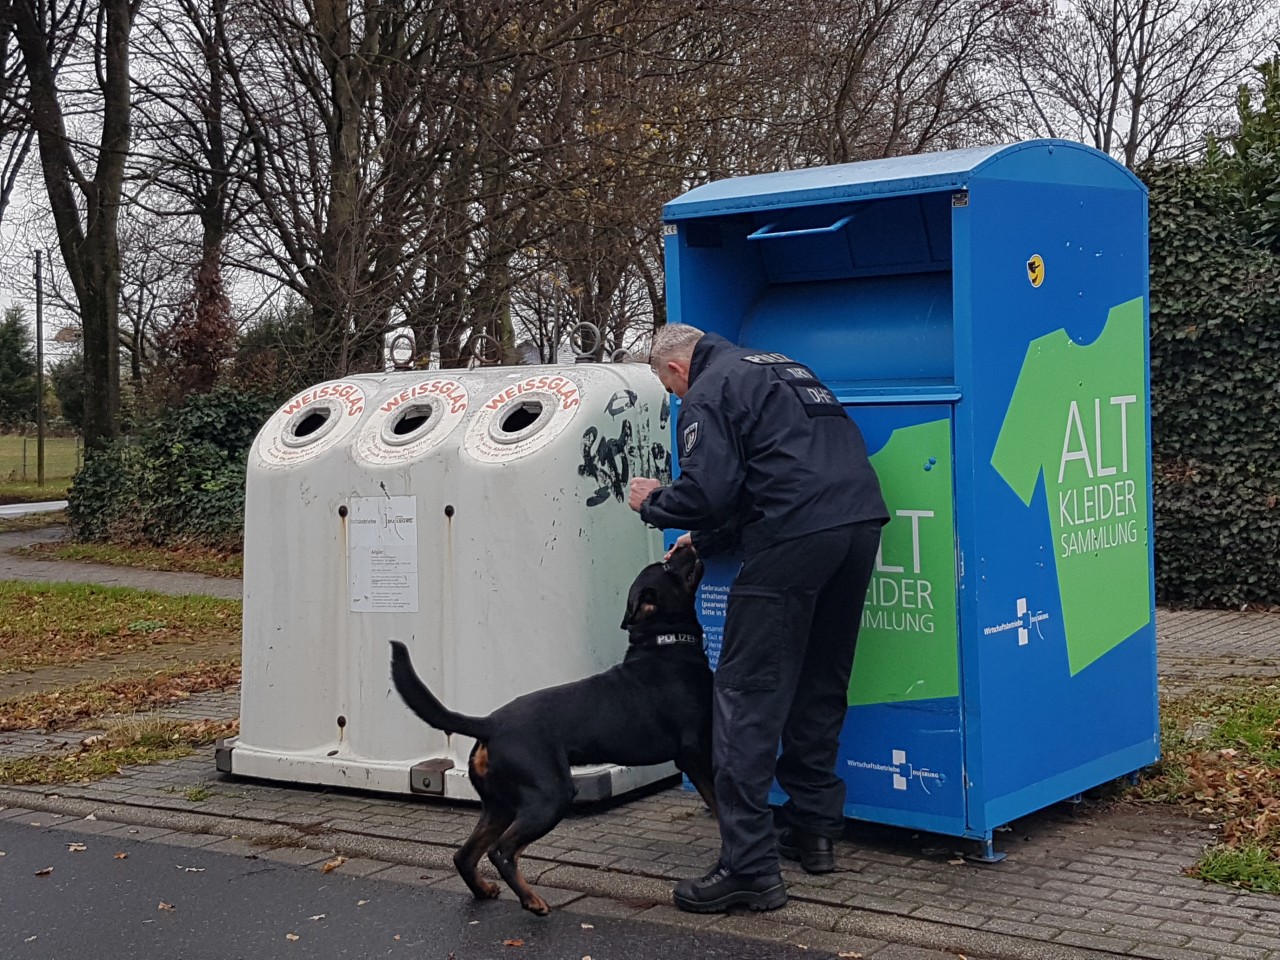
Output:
top-left (348, 495), bottom-right (418, 613)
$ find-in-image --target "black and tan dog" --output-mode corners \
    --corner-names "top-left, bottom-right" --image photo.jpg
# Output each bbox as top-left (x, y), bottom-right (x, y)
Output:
top-left (389, 544), bottom-right (714, 915)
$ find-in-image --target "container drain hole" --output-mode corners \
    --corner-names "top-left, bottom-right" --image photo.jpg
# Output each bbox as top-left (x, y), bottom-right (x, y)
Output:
top-left (293, 409), bottom-right (331, 438)
top-left (500, 401), bottom-right (543, 433)
top-left (392, 404), bottom-right (433, 436)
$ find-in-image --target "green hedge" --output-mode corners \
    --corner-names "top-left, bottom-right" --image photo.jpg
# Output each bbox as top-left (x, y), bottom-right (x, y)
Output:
top-left (67, 388), bottom-right (278, 550)
top-left (1146, 163), bottom-right (1280, 607)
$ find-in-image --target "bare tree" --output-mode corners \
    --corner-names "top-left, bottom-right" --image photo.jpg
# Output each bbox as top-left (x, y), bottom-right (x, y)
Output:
top-left (220, 0), bottom-right (476, 377)
top-left (0, 1), bottom-right (35, 225)
top-left (769, 0), bottom-right (1026, 165)
top-left (995, 0), bottom-right (1278, 168)
top-left (8, 0), bottom-right (136, 449)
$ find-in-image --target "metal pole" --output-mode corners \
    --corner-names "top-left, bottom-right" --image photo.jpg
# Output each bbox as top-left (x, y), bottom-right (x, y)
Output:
top-left (34, 251), bottom-right (45, 487)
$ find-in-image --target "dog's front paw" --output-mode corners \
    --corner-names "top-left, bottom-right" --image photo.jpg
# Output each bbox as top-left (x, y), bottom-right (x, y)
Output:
top-left (478, 879), bottom-right (500, 899)
top-left (521, 892), bottom-right (550, 916)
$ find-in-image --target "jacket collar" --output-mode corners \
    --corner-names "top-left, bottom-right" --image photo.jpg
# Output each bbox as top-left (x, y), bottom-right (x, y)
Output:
top-left (687, 332), bottom-right (734, 391)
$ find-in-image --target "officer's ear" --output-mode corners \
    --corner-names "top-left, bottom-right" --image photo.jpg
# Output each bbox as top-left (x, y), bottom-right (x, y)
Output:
top-left (662, 359), bottom-right (691, 398)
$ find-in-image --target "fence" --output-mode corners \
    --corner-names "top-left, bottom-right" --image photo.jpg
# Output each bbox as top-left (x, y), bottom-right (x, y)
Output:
top-left (0, 435), bottom-right (83, 483)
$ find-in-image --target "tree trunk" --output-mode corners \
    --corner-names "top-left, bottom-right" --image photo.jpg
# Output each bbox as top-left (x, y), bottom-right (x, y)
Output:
top-left (12, 0), bottom-right (132, 450)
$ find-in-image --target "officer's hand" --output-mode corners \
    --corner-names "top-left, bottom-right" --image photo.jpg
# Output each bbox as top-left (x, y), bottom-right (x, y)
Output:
top-left (664, 532), bottom-right (693, 561)
top-left (628, 477), bottom-right (662, 513)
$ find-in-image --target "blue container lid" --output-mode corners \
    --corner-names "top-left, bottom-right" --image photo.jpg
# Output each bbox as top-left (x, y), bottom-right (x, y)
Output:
top-left (663, 139), bottom-right (1142, 221)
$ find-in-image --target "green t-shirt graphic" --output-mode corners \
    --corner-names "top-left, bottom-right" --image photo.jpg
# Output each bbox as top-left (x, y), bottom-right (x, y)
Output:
top-left (851, 417), bottom-right (958, 705)
top-left (990, 298), bottom-right (1151, 675)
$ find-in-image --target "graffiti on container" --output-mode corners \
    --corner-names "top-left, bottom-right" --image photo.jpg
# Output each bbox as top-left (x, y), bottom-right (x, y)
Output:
top-left (579, 391), bottom-right (673, 507)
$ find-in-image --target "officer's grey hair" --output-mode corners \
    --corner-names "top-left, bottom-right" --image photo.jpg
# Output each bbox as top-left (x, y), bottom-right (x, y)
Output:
top-left (650, 324), bottom-right (704, 368)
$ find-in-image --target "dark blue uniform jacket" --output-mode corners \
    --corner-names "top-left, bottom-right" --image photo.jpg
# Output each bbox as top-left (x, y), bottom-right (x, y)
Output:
top-left (640, 334), bottom-right (889, 556)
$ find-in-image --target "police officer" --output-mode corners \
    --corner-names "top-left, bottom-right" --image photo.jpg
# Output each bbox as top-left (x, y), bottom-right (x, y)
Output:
top-left (628, 324), bottom-right (887, 914)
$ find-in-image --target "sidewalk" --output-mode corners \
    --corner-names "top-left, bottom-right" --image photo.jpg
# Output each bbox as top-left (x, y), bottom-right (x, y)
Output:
top-left (2, 536), bottom-right (1279, 959)
top-left (0, 528), bottom-right (240, 598)
top-left (0, 500), bottom-right (68, 518)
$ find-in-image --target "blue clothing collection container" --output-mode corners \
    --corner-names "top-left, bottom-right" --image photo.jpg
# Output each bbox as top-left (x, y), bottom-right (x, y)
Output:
top-left (662, 139), bottom-right (1159, 857)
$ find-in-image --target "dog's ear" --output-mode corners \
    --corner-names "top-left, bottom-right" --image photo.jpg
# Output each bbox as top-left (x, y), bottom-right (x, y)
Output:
top-left (666, 545), bottom-right (704, 594)
top-left (682, 561), bottom-right (703, 594)
top-left (621, 586), bottom-right (658, 629)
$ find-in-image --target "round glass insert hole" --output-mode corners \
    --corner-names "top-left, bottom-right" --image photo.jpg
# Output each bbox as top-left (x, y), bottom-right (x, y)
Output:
top-left (294, 409), bottom-right (330, 437)
top-left (392, 404), bottom-right (433, 436)
top-left (486, 394), bottom-right (558, 447)
top-left (380, 399), bottom-right (444, 447)
top-left (282, 399), bottom-right (343, 448)
top-left (500, 401), bottom-right (543, 433)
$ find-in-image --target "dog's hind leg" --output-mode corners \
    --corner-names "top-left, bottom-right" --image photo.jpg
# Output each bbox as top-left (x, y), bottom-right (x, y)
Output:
top-left (680, 753), bottom-right (718, 822)
top-left (454, 805), bottom-right (513, 900)
top-left (487, 790), bottom-right (571, 916)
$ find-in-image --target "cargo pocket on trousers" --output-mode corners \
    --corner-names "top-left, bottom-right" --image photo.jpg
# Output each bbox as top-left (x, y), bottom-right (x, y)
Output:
top-left (716, 585), bottom-right (784, 692)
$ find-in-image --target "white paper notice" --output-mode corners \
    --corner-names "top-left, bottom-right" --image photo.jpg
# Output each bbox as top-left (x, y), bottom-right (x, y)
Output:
top-left (348, 496), bottom-right (419, 613)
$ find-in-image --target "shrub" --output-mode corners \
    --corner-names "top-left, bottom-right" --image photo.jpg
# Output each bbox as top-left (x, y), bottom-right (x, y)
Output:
top-left (67, 387), bottom-right (278, 550)
top-left (1145, 162), bottom-right (1280, 607)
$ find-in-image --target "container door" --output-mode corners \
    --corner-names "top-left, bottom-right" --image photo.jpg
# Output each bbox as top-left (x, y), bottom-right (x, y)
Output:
top-left (692, 402), bottom-right (966, 838)
top-left (831, 403), bottom-right (965, 837)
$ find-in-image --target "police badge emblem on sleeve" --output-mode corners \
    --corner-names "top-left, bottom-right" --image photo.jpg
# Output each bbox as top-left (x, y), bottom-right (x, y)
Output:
top-left (683, 421), bottom-right (700, 456)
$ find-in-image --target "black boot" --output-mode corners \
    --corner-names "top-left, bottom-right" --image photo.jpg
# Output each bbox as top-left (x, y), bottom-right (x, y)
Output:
top-left (672, 865), bottom-right (788, 914)
top-left (777, 828), bottom-right (836, 874)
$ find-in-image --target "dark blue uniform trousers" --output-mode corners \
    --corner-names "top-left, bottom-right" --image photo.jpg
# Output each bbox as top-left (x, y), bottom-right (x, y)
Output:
top-left (712, 519), bottom-right (881, 877)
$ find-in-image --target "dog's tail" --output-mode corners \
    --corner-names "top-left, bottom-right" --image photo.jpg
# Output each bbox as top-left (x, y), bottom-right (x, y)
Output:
top-left (390, 641), bottom-right (493, 740)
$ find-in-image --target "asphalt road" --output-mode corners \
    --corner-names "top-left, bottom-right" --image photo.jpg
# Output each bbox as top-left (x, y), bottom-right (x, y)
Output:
top-left (0, 819), bottom-right (832, 960)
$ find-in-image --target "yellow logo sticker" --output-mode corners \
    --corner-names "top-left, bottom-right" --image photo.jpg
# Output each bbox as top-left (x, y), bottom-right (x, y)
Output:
top-left (1026, 254), bottom-right (1045, 288)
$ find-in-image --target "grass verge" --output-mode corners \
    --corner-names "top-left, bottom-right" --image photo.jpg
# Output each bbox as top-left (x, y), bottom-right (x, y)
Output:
top-left (0, 717), bottom-right (237, 785)
top-left (0, 660), bottom-right (240, 732)
top-left (1132, 678), bottom-right (1280, 892)
top-left (16, 539), bottom-right (242, 578)
top-left (0, 581), bottom-right (241, 673)
top-left (0, 479), bottom-right (73, 503)
top-left (0, 435), bottom-right (80, 488)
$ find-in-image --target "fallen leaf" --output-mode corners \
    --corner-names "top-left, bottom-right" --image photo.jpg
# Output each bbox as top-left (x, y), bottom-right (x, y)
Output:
top-left (67, 842), bottom-right (87, 852)
top-left (84, 814), bottom-right (97, 821)
top-left (947, 858), bottom-right (965, 865)
top-left (308, 914), bottom-right (325, 921)
top-left (321, 856), bottom-right (347, 873)
top-left (34, 867), bottom-right (53, 877)
top-left (114, 852), bottom-right (128, 860)
top-left (838, 953), bottom-right (863, 959)
top-left (393, 935), bottom-right (401, 941)
top-left (286, 933), bottom-right (300, 942)
top-left (25, 936), bottom-right (37, 943)
top-left (357, 899), bottom-right (369, 906)
top-left (580, 923), bottom-right (594, 929)
top-left (503, 939), bottom-right (524, 947)
top-left (158, 902), bottom-right (174, 911)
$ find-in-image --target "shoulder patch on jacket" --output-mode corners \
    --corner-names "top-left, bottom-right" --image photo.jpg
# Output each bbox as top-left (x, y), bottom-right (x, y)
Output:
top-left (683, 421), bottom-right (700, 456)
